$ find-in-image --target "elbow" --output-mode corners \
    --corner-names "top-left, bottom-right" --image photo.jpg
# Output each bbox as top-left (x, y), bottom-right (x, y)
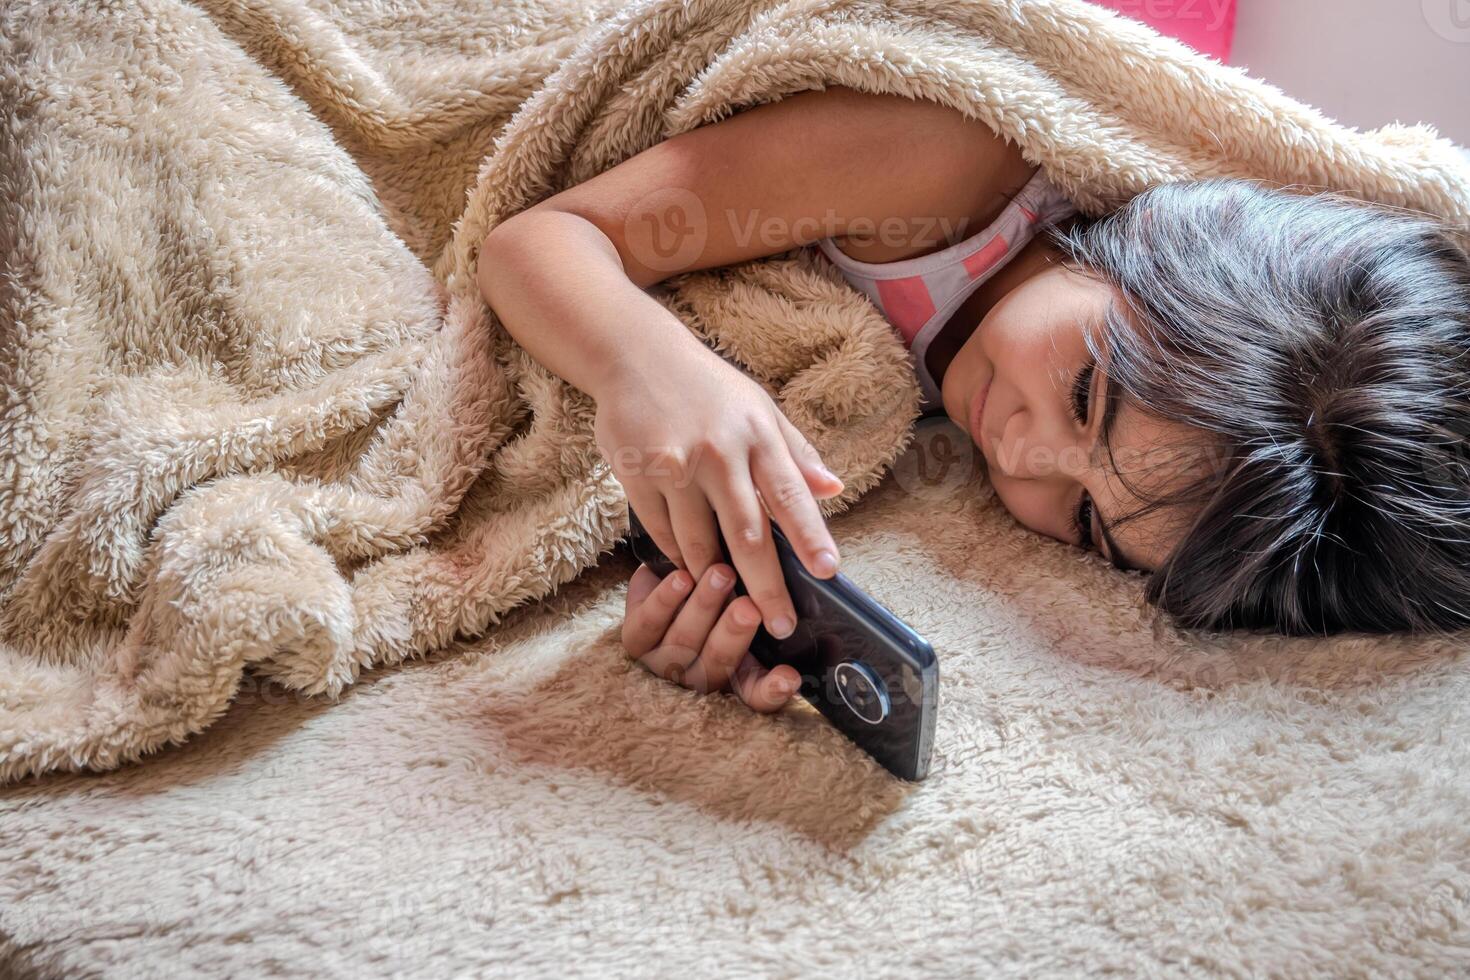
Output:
top-left (476, 216), bottom-right (529, 305)
top-left (484, 206), bottom-right (647, 288)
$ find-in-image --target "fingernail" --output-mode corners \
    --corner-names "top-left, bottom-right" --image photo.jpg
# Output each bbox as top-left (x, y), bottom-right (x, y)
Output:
top-left (822, 466), bottom-right (844, 485)
top-left (670, 572), bottom-right (690, 592)
top-left (782, 678), bottom-right (802, 697)
top-left (709, 567), bottom-right (731, 589)
top-left (771, 615), bottom-right (796, 639)
top-left (812, 550), bottom-right (838, 577)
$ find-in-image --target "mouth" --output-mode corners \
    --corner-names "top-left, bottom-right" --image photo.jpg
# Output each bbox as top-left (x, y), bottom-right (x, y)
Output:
top-left (967, 380), bottom-right (990, 448)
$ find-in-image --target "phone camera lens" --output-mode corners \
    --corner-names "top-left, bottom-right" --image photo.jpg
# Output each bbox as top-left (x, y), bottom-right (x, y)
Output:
top-left (833, 660), bottom-right (891, 725)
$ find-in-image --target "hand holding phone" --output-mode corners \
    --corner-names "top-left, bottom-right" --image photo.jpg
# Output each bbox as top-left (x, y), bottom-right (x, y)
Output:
top-left (625, 504), bottom-right (938, 780)
top-left (592, 349), bottom-right (846, 643)
top-left (621, 559), bottom-right (804, 713)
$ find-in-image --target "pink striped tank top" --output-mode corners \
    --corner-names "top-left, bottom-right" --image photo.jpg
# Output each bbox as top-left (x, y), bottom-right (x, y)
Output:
top-left (814, 168), bottom-right (1078, 412)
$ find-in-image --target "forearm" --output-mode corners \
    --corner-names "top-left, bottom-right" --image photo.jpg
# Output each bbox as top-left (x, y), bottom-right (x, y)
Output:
top-left (476, 209), bottom-right (711, 400)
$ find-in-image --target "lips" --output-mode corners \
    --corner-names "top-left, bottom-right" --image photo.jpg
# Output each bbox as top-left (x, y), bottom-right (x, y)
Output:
top-left (967, 380), bottom-right (990, 447)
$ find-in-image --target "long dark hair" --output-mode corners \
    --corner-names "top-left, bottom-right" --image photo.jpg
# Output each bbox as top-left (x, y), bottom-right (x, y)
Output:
top-left (1047, 178), bottom-right (1470, 635)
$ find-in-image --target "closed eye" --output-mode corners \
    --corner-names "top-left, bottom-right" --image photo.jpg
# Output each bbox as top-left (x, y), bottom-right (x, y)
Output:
top-left (1071, 490), bottom-right (1095, 550)
top-left (1069, 356), bottom-right (1095, 427)
top-left (1068, 354), bottom-right (1099, 549)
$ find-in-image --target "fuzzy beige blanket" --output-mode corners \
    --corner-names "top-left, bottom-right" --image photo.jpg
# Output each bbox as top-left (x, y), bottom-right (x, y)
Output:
top-left (5, 0), bottom-right (1468, 785)
top-left (1, 0), bottom-right (1468, 777)
top-left (4, 0), bottom-right (1470, 971)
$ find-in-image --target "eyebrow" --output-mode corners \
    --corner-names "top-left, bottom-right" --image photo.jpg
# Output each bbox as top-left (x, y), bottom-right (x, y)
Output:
top-left (1088, 321), bottom-right (1144, 574)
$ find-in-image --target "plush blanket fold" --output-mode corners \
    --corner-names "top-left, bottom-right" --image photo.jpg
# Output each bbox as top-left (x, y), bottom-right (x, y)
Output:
top-left (1, 0), bottom-right (1467, 783)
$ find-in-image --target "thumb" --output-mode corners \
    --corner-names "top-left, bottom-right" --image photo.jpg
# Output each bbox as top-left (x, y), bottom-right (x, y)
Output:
top-left (774, 411), bottom-right (845, 500)
top-left (625, 561), bottom-right (664, 611)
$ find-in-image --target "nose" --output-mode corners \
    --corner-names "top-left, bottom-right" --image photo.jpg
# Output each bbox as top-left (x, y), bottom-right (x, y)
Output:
top-left (992, 410), bottom-right (1090, 483)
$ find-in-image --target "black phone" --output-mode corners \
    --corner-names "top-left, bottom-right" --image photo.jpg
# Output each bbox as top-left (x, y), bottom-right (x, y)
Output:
top-left (625, 506), bottom-right (938, 781)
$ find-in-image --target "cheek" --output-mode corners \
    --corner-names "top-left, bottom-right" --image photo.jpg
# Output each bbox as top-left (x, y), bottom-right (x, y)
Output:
top-left (990, 473), bottom-right (1063, 541)
top-left (983, 308), bottom-right (1082, 393)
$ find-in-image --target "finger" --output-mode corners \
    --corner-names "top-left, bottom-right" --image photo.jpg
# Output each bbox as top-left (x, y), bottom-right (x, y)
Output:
top-left (664, 488), bottom-right (724, 585)
top-left (749, 436), bottom-right (841, 581)
top-left (637, 562), bottom-right (736, 683)
top-left (732, 653), bottom-right (803, 713)
top-left (682, 594), bottom-right (762, 694)
top-left (624, 561), bottom-right (663, 612)
top-left (774, 411), bottom-right (845, 501)
top-left (621, 565), bottom-right (694, 658)
top-left (624, 489), bottom-right (685, 571)
top-left (701, 462), bottom-right (800, 641)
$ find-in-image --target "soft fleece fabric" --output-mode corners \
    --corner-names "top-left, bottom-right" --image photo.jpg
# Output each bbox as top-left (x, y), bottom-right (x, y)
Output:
top-left (4, 0), bottom-right (1470, 972)
top-left (3, 0), bottom-right (1467, 785)
top-left (5, 478), bottom-right (1470, 975)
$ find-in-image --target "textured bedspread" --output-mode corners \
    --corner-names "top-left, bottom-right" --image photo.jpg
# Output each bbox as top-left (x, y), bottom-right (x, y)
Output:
top-left (1, 0), bottom-right (1468, 857)
top-left (5, 0), bottom-right (1470, 972)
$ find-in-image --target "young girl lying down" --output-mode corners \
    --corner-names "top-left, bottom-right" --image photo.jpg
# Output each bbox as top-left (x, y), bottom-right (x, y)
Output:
top-left (476, 85), bottom-right (1470, 712)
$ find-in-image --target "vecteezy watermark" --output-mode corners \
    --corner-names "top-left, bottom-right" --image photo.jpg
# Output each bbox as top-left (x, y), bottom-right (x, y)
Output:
top-left (889, 414), bottom-right (983, 503)
top-left (622, 187), bottom-right (709, 275)
top-left (1413, 431), bottom-right (1470, 492)
top-left (605, 443), bottom-right (708, 490)
top-left (622, 186), bottom-right (975, 273)
top-left (602, 428), bottom-right (1233, 509)
top-left (1105, 0), bottom-right (1234, 32)
top-left (1423, 0), bottom-right (1470, 42)
top-left (983, 435), bottom-right (1232, 488)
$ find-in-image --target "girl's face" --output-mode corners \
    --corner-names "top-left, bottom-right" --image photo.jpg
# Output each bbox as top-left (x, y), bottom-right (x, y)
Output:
top-left (939, 260), bottom-right (1203, 573)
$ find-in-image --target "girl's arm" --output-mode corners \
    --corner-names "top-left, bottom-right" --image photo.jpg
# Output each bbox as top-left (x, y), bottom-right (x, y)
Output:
top-left (476, 85), bottom-right (1030, 646)
top-left (477, 85), bottom-right (1032, 393)
top-left (477, 208), bottom-right (712, 407)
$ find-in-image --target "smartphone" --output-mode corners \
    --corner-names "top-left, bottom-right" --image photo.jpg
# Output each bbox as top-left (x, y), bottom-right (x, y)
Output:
top-left (625, 505), bottom-right (938, 781)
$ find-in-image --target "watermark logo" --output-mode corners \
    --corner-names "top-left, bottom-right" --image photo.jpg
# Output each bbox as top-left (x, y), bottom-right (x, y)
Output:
top-left (1423, 0), bottom-right (1470, 42)
top-left (623, 186), bottom-right (708, 274)
top-left (620, 187), bottom-right (977, 273)
top-left (605, 443), bottom-right (707, 490)
top-left (889, 415), bottom-right (982, 503)
top-left (1106, 0), bottom-right (1234, 33)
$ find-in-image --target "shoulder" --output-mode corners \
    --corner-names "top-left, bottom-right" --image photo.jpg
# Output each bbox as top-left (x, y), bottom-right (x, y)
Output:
top-left (815, 87), bottom-right (1037, 263)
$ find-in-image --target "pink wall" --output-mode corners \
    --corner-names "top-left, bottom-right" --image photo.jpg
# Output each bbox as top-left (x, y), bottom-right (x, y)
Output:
top-left (1231, 0), bottom-right (1469, 147)
top-left (1090, 0), bottom-right (1236, 62)
top-left (1090, 0), bottom-right (1468, 147)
